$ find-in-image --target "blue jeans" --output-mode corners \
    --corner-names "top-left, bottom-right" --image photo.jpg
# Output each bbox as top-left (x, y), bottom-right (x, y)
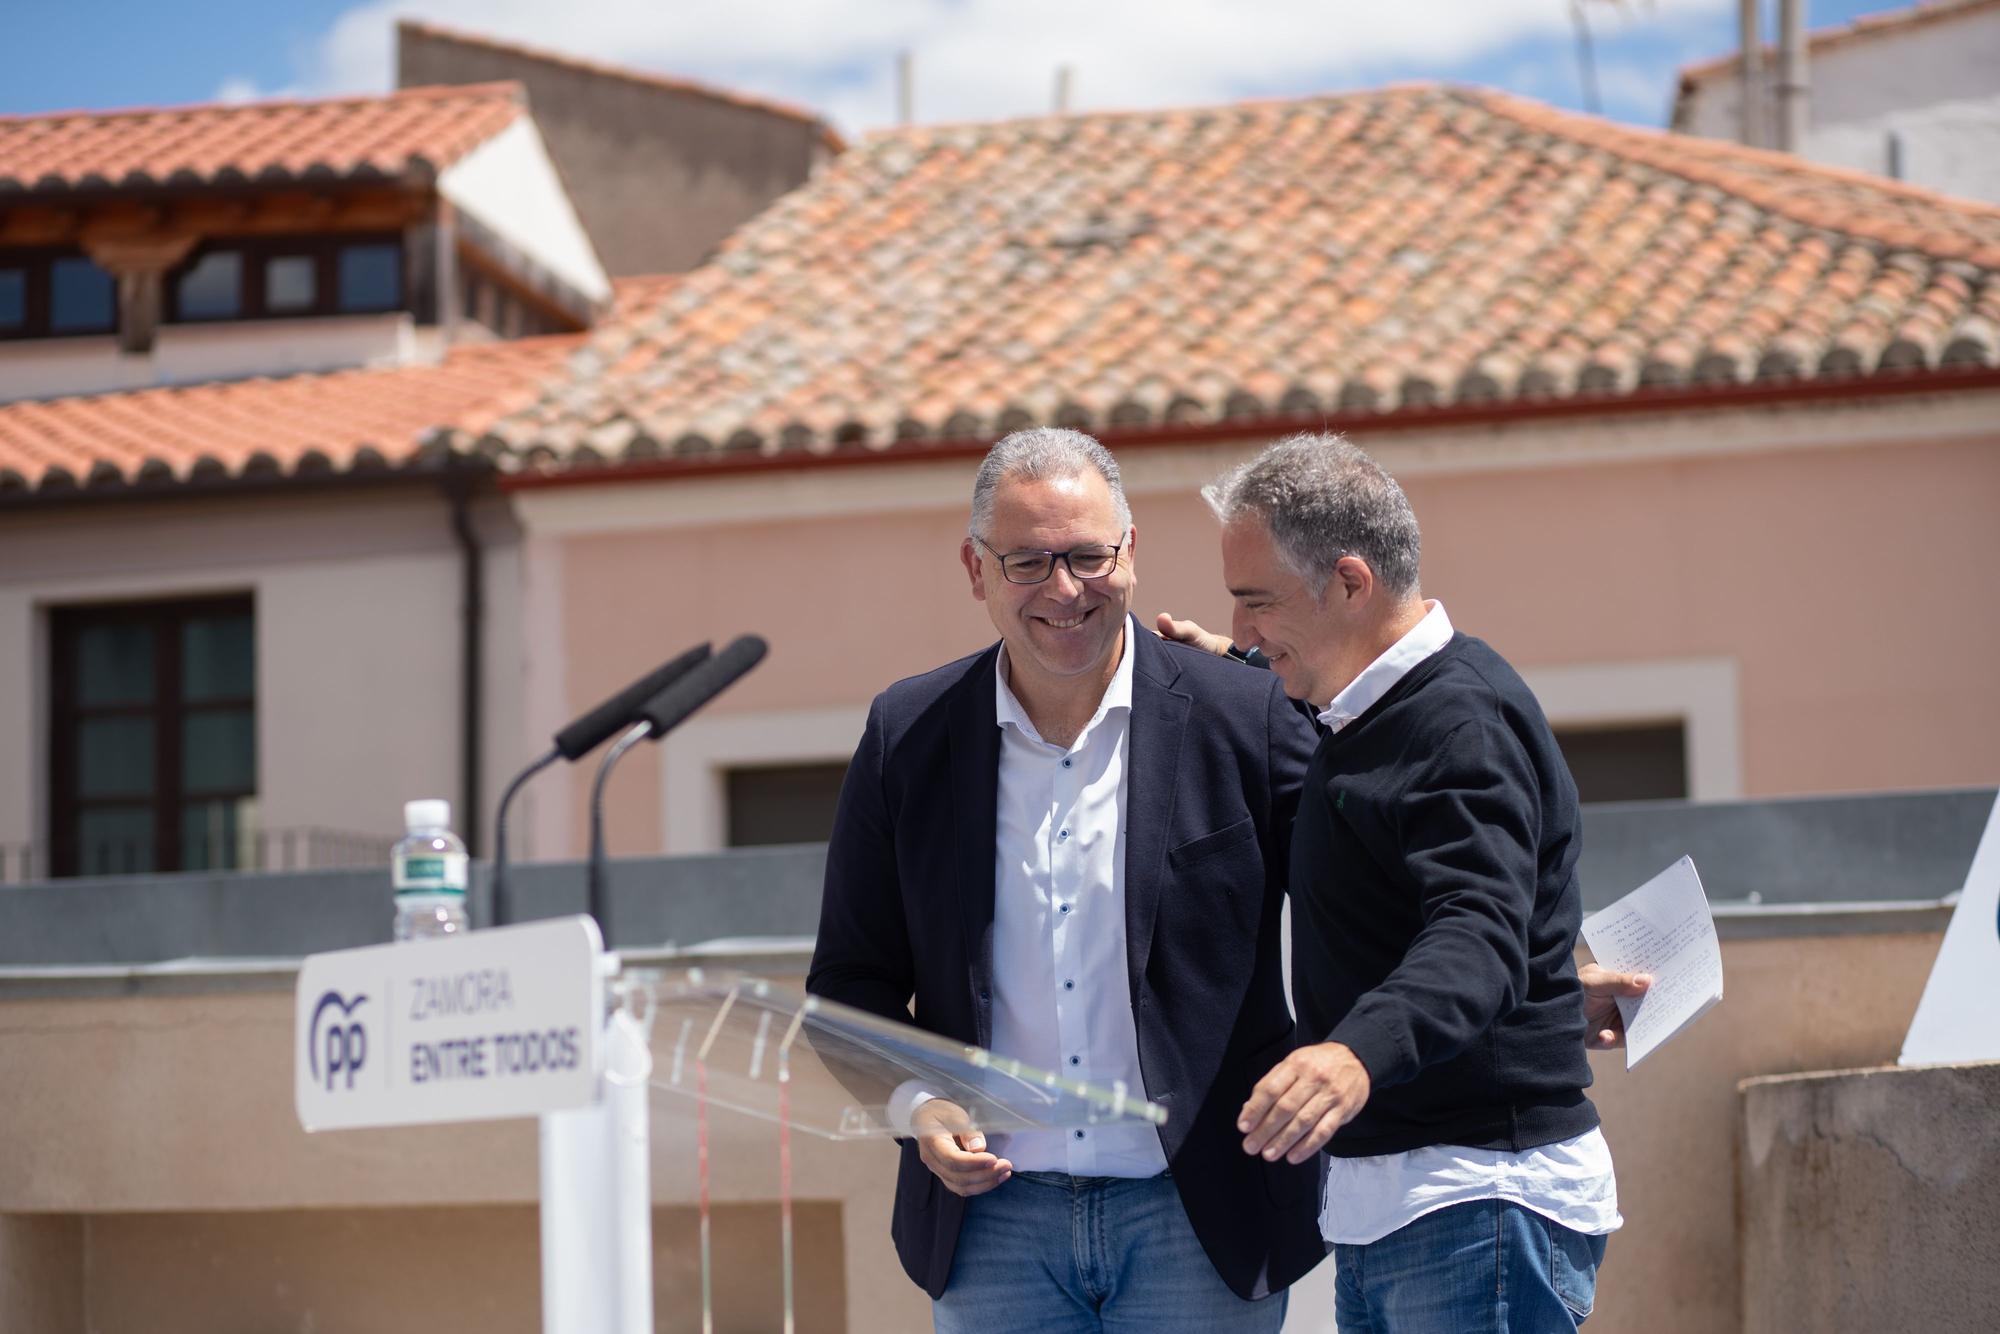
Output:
top-left (931, 1171), bottom-right (1288, 1333)
top-left (1332, 1199), bottom-right (1608, 1333)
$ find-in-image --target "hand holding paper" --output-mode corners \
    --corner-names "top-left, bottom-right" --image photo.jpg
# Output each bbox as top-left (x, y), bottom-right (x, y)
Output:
top-left (1581, 856), bottom-right (1724, 1069)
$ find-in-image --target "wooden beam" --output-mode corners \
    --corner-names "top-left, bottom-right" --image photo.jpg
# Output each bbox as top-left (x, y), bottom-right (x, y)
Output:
top-left (0, 206), bottom-right (81, 246)
top-left (83, 232), bottom-right (197, 275)
top-left (0, 188), bottom-right (427, 251)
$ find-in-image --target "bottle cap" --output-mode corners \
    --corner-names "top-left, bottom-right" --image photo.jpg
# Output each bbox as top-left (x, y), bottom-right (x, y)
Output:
top-left (404, 799), bottom-right (451, 832)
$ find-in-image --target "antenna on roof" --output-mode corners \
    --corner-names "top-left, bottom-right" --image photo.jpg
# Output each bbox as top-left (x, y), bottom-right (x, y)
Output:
top-left (1054, 64), bottom-right (1074, 115)
top-left (896, 50), bottom-right (914, 125)
top-left (1570, 0), bottom-right (1603, 115)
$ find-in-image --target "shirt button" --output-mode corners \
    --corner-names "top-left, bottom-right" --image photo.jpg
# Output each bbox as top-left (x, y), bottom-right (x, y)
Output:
top-left (1073, 1129), bottom-right (1086, 1140)
top-left (1069, 1055), bottom-right (1080, 1066)
top-left (1059, 903), bottom-right (1071, 914)
top-left (1063, 979), bottom-right (1075, 990)
top-left (1062, 758), bottom-right (1072, 768)
top-left (1058, 829), bottom-right (1069, 840)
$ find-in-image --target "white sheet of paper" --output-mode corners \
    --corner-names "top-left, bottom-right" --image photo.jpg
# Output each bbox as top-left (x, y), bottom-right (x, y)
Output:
top-left (1900, 791), bottom-right (2000, 1066)
top-left (1580, 856), bottom-right (1724, 1069)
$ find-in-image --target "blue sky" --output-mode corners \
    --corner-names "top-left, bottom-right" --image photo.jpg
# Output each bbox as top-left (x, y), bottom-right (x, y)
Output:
top-left (4, 1), bottom-right (1913, 133)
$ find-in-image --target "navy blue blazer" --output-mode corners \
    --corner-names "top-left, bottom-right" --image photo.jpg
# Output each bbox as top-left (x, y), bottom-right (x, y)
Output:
top-left (807, 620), bottom-right (1325, 1301)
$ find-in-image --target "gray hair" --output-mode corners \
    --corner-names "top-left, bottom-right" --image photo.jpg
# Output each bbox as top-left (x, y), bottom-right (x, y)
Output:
top-left (969, 427), bottom-right (1133, 539)
top-left (1202, 432), bottom-right (1422, 599)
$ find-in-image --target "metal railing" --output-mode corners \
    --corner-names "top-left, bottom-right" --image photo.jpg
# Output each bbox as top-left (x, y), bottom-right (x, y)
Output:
top-left (1, 827), bottom-right (398, 885)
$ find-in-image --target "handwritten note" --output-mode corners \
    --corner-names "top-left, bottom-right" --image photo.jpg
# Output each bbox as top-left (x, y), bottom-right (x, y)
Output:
top-left (1581, 856), bottom-right (1724, 1069)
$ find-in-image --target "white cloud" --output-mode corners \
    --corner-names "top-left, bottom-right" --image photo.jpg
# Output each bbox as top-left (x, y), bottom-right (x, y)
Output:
top-left (213, 75), bottom-right (268, 104)
top-left (277, 0), bottom-right (1734, 133)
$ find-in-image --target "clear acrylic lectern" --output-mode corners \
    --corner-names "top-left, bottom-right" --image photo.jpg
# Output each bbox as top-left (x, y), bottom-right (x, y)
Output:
top-left (633, 966), bottom-right (1167, 1332)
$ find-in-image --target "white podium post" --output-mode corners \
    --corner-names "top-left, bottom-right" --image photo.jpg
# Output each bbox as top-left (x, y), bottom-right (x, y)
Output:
top-left (542, 979), bottom-right (655, 1334)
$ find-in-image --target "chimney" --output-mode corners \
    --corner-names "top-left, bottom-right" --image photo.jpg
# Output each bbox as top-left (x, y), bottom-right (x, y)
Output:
top-left (896, 50), bottom-right (914, 126)
top-left (1054, 65), bottom-right (1074, 116)
top-left (1738, 0), bottom-right (1765, 148)
top-left (1777, 0), bottom-right (1810, 152)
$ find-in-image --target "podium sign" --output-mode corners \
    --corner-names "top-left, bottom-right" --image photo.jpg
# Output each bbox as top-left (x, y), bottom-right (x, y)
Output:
top-left (296, 916), bottom-right (605, 1131)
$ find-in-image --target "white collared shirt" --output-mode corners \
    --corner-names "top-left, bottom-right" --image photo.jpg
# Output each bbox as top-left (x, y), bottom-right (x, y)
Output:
top-left (985, 620), bottom-right (1164, 1176)
top-left (1312, 600), bottom-right (1623, 1243)
top-left (1316, 599), bottom-right (1455, 732)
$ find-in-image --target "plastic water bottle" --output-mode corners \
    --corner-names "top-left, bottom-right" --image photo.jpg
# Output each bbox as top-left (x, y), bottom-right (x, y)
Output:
top-left (393, 798), bottom-right (469, 941)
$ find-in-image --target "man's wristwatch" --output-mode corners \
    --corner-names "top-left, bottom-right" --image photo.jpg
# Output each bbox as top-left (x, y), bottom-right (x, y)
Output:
top-left (1226, 644), bottom-right (1271, 670)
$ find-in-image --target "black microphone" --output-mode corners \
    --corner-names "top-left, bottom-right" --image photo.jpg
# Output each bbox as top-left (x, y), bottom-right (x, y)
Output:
top-left (553, 642), bottom-right (715, 761)
top-left (586, 634), bottom-right (770, 933)
top-left (491, 642), bottom-right (713, 926)
top-left (637, 635), bottom-right (770, 737)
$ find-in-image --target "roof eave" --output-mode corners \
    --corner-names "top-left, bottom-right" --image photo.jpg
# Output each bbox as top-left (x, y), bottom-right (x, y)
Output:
top-left (492, 364), bottom-right (2000, 493)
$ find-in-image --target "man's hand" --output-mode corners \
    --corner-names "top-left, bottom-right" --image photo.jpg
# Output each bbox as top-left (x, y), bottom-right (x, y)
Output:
top-left (911, 1099), bottom-right (1013, 1197)
top-left (1154, 612), bottom-right (1232, 657)
top-left (1238, 1042), bottom-right (1371, 1166)
top-left (1579, 962), bottom-right (1651, 1049)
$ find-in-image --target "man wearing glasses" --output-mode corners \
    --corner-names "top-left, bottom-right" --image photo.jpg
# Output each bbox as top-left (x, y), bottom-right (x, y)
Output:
top-left (809, 427), bottom-right (1321, 1329)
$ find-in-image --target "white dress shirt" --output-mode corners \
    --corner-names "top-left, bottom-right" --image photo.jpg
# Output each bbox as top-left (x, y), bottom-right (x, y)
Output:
top-left (1313, 601), bottom-right (1623, 1243)
top-left (983, 623), bottom-right (1166, 1176)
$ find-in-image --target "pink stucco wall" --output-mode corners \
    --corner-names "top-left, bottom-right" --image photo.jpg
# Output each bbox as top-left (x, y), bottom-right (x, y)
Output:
top-left (548, 431), bottom-right (2000, 855)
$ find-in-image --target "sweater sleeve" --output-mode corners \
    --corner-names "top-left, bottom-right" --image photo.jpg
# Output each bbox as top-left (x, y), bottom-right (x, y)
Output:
top-left (1325, 713), bottom-right (1540, 1090)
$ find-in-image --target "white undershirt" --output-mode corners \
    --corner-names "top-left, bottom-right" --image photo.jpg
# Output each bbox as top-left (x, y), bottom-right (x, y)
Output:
top-left (1314, 601), bottom-right (1622, 1244)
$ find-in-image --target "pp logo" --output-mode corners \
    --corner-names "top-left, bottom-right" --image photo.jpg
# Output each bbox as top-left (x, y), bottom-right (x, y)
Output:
top-left (310, 990), bottom-right (370, 1091)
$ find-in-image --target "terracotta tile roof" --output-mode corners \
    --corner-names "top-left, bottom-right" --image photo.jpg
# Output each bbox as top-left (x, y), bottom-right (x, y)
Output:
top-left (396, 20), bottom-right (846, 154)
top-left (1678, 0), bottom-right (2000, 86)
top-left (476, 85), bottom-right (2000, 468)
top-left (606, 273), bottom-right (682, 320)
top-left (0, 83), bottom-right (524, 195)
top-left (0, 335), bottom-right (575, 498)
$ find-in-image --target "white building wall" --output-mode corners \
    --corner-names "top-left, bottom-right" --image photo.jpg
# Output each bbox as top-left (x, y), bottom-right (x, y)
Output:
top-left (1679, 5), bottom-right (2000, 203)
top-left (0, 315), bottom-right (423, 405)
top-left (441, 118), bottom-right (611, 307)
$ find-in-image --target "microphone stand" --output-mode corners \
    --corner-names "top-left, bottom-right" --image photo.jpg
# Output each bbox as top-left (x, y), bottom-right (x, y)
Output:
top-left (586, 720), bottom-right (656, 939)
top-left (490, 745), bottom-right (560, 927)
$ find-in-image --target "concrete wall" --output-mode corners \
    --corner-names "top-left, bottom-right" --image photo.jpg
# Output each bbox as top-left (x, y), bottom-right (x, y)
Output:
top-left (1738, 1061), bottom-right (2000, 1334)
top-left (398, 25), bottom-right (833, 277)
top-left (0, 971), bottom-right (924, 1334)
top-left (0, 925), bottom-right (1949, 1334)
top-left (514, 391), bottom-right (2000, 858)
top-left (0, 485), bottom-right (525, 864)
top-left (0, 1203), bottom-right (845, 1334)
top-left (1581, 929), bottom-right (1942, 1334)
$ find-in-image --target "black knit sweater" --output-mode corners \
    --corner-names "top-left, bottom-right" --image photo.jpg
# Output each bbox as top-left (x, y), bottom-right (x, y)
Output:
top-left (1291, 632), bottom-right (1600, 1157)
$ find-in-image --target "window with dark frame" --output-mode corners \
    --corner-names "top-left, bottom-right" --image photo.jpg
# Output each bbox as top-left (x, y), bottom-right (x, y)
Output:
top-left (1552, 721), bottom-right (1689, 805)
top-left (724, 763), bottom-right (850, 847)
top-left (175, 251), bottom-right (244, 321)
top-left (0, 249), bottom-right (120, 340)
top-left (0, 266), bottom-right (24, 331)
top-left (337, 242), bottom-right (402, 312)
top-left (0, 234), bottom-right (415, 339)
top-left (158, 233), bottom-right (406, 325)
top-left (49, 596), bottom-right (257, 877)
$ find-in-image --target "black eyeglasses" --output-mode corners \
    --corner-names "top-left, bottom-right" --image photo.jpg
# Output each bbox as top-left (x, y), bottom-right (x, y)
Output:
top-left (975, 534), bottom-right (1128, 585)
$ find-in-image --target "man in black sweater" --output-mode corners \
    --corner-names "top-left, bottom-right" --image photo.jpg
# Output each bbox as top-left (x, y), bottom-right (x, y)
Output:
top-left (1198, 432), bottom-right (1620, 1331)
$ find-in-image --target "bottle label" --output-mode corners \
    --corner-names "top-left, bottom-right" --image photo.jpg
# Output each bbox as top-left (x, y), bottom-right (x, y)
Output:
top-left (394, 852), bottom-right (468, 894)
